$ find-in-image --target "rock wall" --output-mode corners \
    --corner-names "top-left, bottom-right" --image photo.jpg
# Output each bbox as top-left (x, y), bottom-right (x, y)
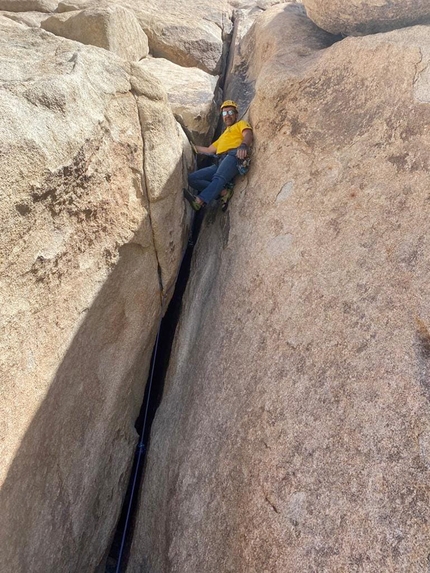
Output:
top-left (41, 6), bottom-right (149, 61)
top-left (302, 0), bottom-right (430, 36)
top-left (137, 57), bottom-right (221, 147)
top-left (0, 0), bottom-right (271, 569)
top-left (0, 17), bottom-right (191, 572)
top-left (1, 0), bottom-right (236, 76)
top-left (128, 4), bottom-right (430, 572)
top-left (6, 0), bottom-right (430, 571)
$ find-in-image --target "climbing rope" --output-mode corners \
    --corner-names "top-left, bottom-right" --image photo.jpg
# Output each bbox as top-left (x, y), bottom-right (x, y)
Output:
top-left (114, 323), bottom-right (161, 573)
top-left (114, 227), bottom-right (194, 573)
top-left (114, 89), bottom-right (240, 572)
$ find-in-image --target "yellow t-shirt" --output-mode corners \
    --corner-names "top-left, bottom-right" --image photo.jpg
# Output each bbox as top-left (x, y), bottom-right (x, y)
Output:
top-left (212, 120), bottom-right (252, 155)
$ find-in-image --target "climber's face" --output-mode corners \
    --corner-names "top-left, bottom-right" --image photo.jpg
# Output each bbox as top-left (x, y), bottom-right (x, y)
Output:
top-left (221, 107), bottom-right (237, 126)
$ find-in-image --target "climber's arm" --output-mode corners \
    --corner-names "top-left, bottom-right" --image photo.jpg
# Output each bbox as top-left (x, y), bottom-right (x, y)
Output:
top-left (195, 144), bottom-right (217, 155)
top-left (236, 129), bottom-right (253, 160)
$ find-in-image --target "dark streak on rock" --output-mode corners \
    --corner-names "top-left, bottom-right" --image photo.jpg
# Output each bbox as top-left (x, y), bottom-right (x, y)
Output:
top-left (265, 494), bottom-right (279, 514)
top-left (415, 317), bottom-right (430, 401)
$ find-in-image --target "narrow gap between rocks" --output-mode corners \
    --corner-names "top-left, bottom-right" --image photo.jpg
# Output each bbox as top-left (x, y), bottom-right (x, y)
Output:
top-left (105, 14), bottom-right (238, 572)
top-left (102, 6), bottom-right (345, 569)
top-left (104, 215), bottom-right (204, 573)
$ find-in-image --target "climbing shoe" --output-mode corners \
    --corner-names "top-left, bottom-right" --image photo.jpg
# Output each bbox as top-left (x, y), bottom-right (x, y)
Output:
top-left (183, 188), bottom-right (203, 211)
top-left (220, 183), bottom-right (234, 212)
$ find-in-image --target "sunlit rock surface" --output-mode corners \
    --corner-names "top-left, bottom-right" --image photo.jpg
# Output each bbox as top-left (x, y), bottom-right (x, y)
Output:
top-left (0, 18), bottom-right (190, 572)
top-left (0, 0), bottom-right (58, 11)
top-left (57, 0), bottom-right (235, 75)
top-left (128, 5), bottom-right (430, 572)
top-left (138, 56), bottom-right (221, 146)
top-left (302, 0), bottom-right (430, 36)
top-left (41, 6), bottom-right (149, 61)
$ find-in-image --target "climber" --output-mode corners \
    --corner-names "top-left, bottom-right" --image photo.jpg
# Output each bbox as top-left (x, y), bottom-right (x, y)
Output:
top-left (184, 100), bottom-right (253, 211)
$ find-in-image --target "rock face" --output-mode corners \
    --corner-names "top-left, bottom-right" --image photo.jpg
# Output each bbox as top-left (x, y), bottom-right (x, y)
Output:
top-left (56, 0), bottom-right (234, 75)
top-left (128, 4), bottom-right (430, 572)
top-left (223, 3), bottom-right (266, 113)
top-left (0, 9), bottom-right (50, 26)
top-left (130, 61), bottom-right (193, 294)
top-left (138, 57), bottom-right (221, 146)
top-left (0, 17), bottom-right (190, 573)
top-left (302, 0), bottom-right (430, 36)
top-left (8, 0), bottom-right (235, 75)
top-left (224, 2), bottom-right (334, 119)
top-left (42, 6), bottom-right (149, 61)
top-left (134, 10), bottom-right (228, 76)
top-left (0, 0), bottom-right (58, 11)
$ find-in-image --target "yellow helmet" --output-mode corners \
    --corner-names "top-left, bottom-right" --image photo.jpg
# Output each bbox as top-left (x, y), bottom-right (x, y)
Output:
top-left (220, 100), bottom-right (238, 111)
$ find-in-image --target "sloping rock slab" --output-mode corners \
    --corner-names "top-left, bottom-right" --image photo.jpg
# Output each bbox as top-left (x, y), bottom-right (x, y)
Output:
top-left (0, 9), bottom-right (50, 26)
top-left (138, 57), bottom-right (221, 146)
top-left (42, 6), bottom-right (149, 61)
top-left (0, 0), bottom-right (58, 10)
top-left (127, 5), bottom-right (430, 573)
top-left (302, 0), bottom-right (430, 36)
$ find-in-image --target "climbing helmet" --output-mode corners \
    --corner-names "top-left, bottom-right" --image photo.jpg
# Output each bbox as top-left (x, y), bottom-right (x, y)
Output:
top-left (220, 100), bottom-right (238, 112)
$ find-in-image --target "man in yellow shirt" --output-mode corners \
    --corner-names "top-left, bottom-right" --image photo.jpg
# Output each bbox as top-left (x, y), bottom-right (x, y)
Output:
top-left (184, 100), bottom-right (253, 211)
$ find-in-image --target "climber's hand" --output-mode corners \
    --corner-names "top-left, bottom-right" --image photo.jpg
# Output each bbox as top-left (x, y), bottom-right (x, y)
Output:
top-left (236, 144), bottom-right (248, 160)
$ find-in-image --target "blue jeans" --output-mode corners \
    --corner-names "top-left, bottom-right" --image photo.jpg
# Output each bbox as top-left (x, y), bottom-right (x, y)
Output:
top-left (188, 150), bottom-right (239, 204)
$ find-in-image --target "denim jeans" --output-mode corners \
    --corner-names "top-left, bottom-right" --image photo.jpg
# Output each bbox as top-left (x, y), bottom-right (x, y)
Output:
top-left (188, 150), bottom-right (239, 204)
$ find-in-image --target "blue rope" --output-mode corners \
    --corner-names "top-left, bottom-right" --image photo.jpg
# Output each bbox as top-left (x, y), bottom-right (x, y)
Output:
top-left (114, 228), bottom-right (193, 573)
top-left (114, 324), bottom-right (161, 573)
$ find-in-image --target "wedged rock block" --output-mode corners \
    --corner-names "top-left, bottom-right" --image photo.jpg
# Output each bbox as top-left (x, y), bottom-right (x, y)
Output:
top-left (0, 17), bottom-right (189, 573)
top-left (128, 5), bottom-right (430, 573)
top-left (138, 57), bottom-right (221, 146)
top-left (302, 0), bottom-right (430, 36)
top-left (117, 0), bottom-right (233, 31)
top-left (42, 6), bottom-right (149, 61)
top-left (57, 0), bottom-right (105, 11)
top-left (137, 11), bottom-right (227, 76)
